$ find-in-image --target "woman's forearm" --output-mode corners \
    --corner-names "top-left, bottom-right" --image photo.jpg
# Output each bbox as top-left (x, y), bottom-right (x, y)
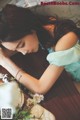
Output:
top-left (1, 57), bottom-right (64, 94)
top-left (2, 57), bottom-right (41, 93)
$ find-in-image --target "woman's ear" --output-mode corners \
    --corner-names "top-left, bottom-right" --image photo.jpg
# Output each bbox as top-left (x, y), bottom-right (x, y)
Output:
top-left (43, 24), bottom-right (55, 31)
top-left (49, 17), bottom-right (56, 21)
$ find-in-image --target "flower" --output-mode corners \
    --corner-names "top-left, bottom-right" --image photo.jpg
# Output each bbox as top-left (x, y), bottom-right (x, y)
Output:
top-left (33, 93), bottom-right (44, 104)
top-left (0, 73), bottom-right (8, 83)
top-left (26, 94), bottom-right (44, 107)
top-left (0, 73), bottom-right (16, 83)
top-left (26, 98), bottom-right (34, 109)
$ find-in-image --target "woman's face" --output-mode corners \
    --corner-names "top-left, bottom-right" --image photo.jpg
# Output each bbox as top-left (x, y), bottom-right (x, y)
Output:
top-left (2, 32), bottom-right (39, 55)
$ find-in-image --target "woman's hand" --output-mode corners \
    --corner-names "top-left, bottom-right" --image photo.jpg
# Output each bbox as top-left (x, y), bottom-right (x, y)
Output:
top-left (0, 47), bottom-right (8, 66)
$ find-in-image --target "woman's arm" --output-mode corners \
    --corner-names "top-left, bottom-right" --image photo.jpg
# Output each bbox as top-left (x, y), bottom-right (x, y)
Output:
top-left (0, 32), bottom-right (78, 94)
top-left (0, 48), bottom-right (64, 94)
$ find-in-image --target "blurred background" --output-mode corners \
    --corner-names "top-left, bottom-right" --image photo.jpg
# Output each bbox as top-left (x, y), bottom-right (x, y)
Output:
top-left (0, 0), bottom-right (80, 26)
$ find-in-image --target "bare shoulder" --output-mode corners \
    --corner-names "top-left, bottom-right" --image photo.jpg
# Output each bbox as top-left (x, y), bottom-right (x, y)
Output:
top-left (55, 32), bottom-right (78, 51)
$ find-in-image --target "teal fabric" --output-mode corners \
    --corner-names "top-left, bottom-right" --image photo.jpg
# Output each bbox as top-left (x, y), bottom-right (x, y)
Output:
top-left (47, 42), bottom-right (80, 81)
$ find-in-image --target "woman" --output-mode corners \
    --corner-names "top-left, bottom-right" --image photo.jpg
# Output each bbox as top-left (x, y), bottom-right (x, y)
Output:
top-left (0, 4), bottom-right (80, 94)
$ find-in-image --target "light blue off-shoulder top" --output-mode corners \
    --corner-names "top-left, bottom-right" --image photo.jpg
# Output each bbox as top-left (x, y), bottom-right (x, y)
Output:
top-left (47, 41), bottom-right (80, 81)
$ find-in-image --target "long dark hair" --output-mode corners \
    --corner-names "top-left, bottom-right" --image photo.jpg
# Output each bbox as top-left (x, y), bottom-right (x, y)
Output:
top-left (53, 19), bottom-right (80, 45)
top-left (0, 4), bottom-right (54, 49)
top-left (0, 4), bottom-right (80, 48)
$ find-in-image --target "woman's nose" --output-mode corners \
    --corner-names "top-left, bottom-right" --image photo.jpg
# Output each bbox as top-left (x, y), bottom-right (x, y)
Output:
top-left (21, 51), bottom-right (27, 55)
top-left (17, 49), bottom-right (27, 55)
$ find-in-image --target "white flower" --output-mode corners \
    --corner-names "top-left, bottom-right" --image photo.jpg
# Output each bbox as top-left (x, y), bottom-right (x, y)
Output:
top-left (2, 74), bottom-right (9, 83)
top-left (0, 73), bottom-right (8, 83)
top-left (26, 98), bottom-right (34, 109)
top-left (33, 93), bottom-right (44, 104)
top-left (26, 93), bottom-right (44, 110)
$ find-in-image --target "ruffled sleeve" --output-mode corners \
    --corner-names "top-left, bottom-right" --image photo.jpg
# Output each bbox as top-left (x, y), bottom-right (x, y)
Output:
top-left (47, 43), bottom-right (80, 66)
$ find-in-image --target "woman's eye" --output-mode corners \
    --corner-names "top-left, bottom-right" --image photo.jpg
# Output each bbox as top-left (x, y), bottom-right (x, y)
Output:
top-left (18, 43), bottom-right (25, 48)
